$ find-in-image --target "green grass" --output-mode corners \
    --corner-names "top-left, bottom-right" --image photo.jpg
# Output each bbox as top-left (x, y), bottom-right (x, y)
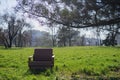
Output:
top-left (0, 46), bottom-right (120, 80)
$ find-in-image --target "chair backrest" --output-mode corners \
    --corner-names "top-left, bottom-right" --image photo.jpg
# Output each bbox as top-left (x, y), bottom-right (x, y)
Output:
top-left (33, 49), bottom-right (53, 61)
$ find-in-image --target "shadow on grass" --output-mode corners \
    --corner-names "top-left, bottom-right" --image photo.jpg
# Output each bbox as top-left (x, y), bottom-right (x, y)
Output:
top-left (0, 47), bottom-right (25, 51)
top-left (24, 68), bottom-right (54, 76)
top-left (30, 68), bottom-right (48, 74)
top-left (114, 46), bottom-right (120, 48)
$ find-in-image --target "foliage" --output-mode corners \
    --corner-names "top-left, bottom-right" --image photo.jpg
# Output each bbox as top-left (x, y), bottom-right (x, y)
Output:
top-left (16, 0), bottom-right (120, 28)
top-left (0, 46), bottom-right (120, 80)
top-left (57, 27), bottom-right (80, 46)
top-left (101, 25), bottom-right (120, 46)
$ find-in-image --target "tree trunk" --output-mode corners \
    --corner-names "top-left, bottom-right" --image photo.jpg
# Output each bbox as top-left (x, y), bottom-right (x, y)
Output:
top-left (8, 39), bottom-right (12, 48)
top-left (68, 27), bottom-right (72, 46)
top-left (68, 38), bottom-right (72, 46)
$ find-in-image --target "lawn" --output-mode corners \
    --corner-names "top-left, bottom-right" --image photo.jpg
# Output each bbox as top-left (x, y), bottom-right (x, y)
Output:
top-left (0, 46), bottom-right (120, 80)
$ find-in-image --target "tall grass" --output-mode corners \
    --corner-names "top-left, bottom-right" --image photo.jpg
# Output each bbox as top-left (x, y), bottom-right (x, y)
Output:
top-left (0, 46), bottom-right (120, 80)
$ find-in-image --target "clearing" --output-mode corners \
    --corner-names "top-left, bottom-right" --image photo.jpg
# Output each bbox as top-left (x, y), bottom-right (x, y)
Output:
top-left (0, 46), bottom-right (120, 80)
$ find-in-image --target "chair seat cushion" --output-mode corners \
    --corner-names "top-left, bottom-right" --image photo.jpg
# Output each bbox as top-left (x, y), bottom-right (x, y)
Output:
top-left (29, 61), bottom-right (53, 66)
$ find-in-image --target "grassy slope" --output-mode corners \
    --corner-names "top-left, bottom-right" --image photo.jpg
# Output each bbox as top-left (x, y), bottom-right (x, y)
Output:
top-left (0, 46), bottom-right (120, 80)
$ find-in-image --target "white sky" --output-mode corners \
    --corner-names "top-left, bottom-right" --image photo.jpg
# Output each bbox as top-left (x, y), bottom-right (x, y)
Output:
top-left (0, 0), bottom-right (16, 13)
top-left (25, 18), bottom-right (50, 32)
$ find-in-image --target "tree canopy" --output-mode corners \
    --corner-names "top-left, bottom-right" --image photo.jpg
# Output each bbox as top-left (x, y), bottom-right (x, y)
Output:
top-left (16, 0), bottom-right (120, 28)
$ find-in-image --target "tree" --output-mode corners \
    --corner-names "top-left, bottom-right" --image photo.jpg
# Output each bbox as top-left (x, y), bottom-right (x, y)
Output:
top-left (16, 0), bottom-right (120, 47)
top-left (47, 23), bottom-right (57, 47)
top-left (57, 27), bottom-right (68, 46)
top-left (57, 26), bottom-right (79, 46)
top-left (0, 28), bottom-right (4, 46)
top-left (102, 24), bottom-right (120, 46)
top-left (0, 14), bottom-right (31, 48)
top-left (22, 30), bottom-right (33, 47)
top-left (16, 0), bottom-right (120, 28)
top-left (80, 35), bottom-right (86, 46)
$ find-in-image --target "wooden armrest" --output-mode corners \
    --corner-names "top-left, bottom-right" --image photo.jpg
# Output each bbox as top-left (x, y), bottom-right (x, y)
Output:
top-left (28, 56), bottom-right (33, 62)
top-left (52, 55), bottom-right (55, 58)
top-left (29, 56), bottom-right (33, 58)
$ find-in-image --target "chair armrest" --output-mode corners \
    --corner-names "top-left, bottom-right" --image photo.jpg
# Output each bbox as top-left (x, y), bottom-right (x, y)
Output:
top-left (52, 55), bottom-right (55, 58)
top-left (28, 56), bottom-right (33, 62)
